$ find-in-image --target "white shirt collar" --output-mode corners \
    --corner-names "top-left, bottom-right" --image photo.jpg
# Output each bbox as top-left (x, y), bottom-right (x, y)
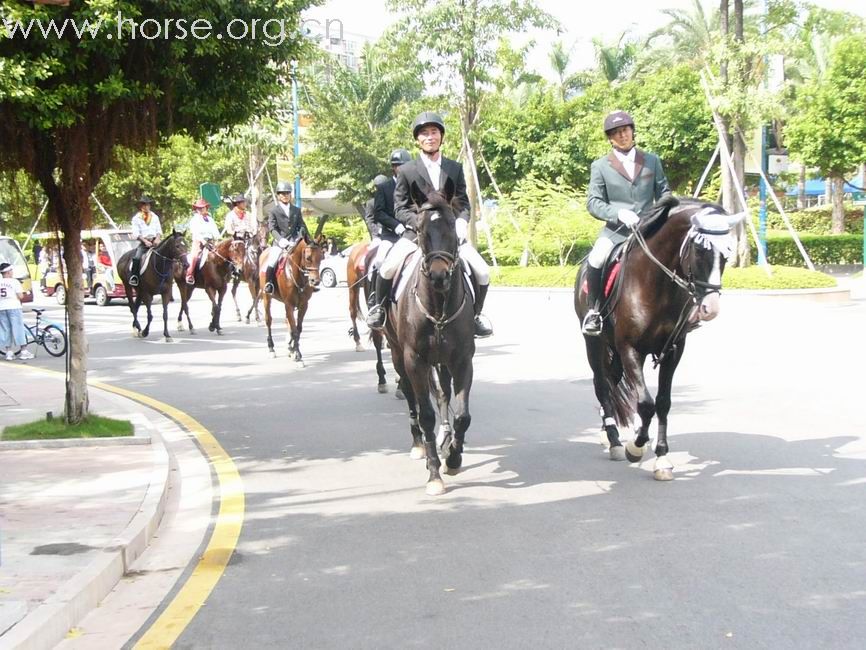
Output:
top-left (613, 147), bottom-right (636, 163)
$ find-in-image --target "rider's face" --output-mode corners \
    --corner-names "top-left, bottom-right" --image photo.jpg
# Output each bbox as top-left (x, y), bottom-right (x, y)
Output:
top-left (417, 125), bottom-right (442, 155)
top-left (140, 203), bottom-right (150, 213)
top-left (607, 126), bottom-right (635, 152)
top-left (277, 192), bottom-right (291, 205)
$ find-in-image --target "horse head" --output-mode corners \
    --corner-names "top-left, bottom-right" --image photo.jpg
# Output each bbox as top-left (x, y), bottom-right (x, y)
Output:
top-left (225, 238), bottom-right (247, 271)
top-left (679, 205), bottom-right (746, 323)
top-left (417, 192), bottom-right (459, 294)
top-left (299, 235), bottom-right (325, 289)
top-left (159, 229), bottom-right (188, 260)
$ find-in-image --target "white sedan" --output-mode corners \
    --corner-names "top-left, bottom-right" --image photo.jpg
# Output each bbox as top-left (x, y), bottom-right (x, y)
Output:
top-left (318, 246), bottom-right (354, 288)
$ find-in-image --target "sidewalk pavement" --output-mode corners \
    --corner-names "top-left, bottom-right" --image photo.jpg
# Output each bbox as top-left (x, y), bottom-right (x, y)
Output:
top-left (0, 366), bottom-right (171, 650)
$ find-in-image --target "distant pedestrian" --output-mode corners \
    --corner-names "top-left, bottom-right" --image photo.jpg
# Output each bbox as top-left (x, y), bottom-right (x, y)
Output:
top-left (0, 261), bottom-right (35, 361)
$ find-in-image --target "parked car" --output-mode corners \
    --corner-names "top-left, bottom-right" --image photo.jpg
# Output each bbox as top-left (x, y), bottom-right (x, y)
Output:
top-left (0, 236), bottom-right (33, 303)
top-left (318, 245), bottom-right (355, 288)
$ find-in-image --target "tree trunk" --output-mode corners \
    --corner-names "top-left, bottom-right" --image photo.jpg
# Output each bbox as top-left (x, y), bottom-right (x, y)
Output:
top-left (831, 176), bottom-right (845, 234)
top-left (731, 131), bottom-right (749, 267)
top-left (460, 117), bottom-right (483, 246)
top-left (59, 225), bottom-right (89, 423)
top-left (797, 165), bottom-right (806, 209)
top-left (824, 178), bottom-right (832, 205)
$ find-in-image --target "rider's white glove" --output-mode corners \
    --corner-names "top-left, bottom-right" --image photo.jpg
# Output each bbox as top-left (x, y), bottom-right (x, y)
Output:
top-left (455, 218), bottom-right (468, 243)
top-left (394, 224), bottom-right (406, 236)
top-left (617, 209), bottom-right (640, 228)
top-left (278, 237), bottom-right (290, 249)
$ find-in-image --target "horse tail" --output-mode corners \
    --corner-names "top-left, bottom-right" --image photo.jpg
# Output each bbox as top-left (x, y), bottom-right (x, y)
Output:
top-left (603, 346), bottom-right (637, 428)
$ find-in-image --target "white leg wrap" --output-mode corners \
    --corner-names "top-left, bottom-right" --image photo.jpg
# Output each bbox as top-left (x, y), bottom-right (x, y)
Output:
top-left (654, 456), bottom-right (674, 471)
top-left (603, 416), bottom-right (616, 428)
top-left (625, 440), bottom-right (645, 460)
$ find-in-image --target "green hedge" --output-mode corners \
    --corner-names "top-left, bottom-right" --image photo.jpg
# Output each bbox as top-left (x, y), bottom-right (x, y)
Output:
top-left (489, 265), bottom-right (837, 290)
top-left (754, 234), bottom-right (863, 266)
top-left (752, 206), bottom-right (865, 235)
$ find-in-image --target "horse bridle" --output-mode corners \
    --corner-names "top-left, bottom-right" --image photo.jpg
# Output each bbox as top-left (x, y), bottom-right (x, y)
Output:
top-left (414, 246), bottom-right (467, 333)
top-left (285, 242), bottom-right (320, 288)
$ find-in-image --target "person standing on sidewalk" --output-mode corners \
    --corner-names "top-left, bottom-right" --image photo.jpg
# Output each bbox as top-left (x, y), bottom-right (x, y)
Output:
top-left (0, 261), bottom-right (35, 361)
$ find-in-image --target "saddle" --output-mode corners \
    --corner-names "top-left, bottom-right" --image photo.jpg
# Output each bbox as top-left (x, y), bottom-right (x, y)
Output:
top-left (582, 241), bottom-right (629, 303)
top-left (393, 250), bottom-right (476, 304)
top-left (184, 251), bottom-right (209, 271)
top-left (129, 249), bottom-right (154, 275)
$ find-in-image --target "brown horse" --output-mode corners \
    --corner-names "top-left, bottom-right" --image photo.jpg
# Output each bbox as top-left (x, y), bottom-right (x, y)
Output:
top-left (347, 242), bottom-right (399, 396)
top-left (117, 231), bottom-right (187, 341)
top-left (259, 237), bottom-right (325, 362)
top-left (229, 232), bottom-right (263, 324)
top-left (574, 197), bottom-right (746, 480)
top-left (384, 193), bottom-right (476, 496)
top-left (175, 238), bottom-right (246, 335)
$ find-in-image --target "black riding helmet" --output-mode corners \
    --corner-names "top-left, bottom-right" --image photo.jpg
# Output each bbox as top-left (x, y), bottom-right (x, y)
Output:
top-left (135, 195), bottom-right (154, 206)
top-left (603, 110), bottom-right (635, 134)
top-left (230, 193), bottom-right (248, 205)
top-left (411, 112), bottom-right (445, 140)
top-left (389, 149), bottom-right (412, 166)
top-left (372, 174), bottom-right (390, 186)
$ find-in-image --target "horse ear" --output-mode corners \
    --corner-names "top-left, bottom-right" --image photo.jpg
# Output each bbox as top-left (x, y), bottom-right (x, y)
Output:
top-left (725, 211), bottom-right (748, 227)
top-left (444, 176), bottom-right (455, 199)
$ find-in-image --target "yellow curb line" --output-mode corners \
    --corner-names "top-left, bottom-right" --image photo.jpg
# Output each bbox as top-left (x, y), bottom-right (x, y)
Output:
top-left (14, 366), bottom-right (244, 649)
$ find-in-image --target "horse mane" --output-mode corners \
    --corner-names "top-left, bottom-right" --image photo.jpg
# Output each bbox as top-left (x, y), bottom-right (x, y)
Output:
top-left (640, 195), bottom-right (724, 240)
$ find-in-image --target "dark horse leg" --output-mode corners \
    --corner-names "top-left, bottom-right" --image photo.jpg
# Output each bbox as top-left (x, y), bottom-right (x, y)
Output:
top-left (161, 287), bottom-right (172, 341)
top-left (443, 359), bottom-right (472, 474)
top-left (176, 285), bottom-right (196, 335)
top-left (650, 340), bottom-right (686, 481)
top-left (623, 347), bottom-right (655, 464)
top-left (141, 296), bottom-right (154, 338)
top-left (206, 284), bottom-right (224, 335)
top-left (390, 345), bottom-right (424, 460)
top-left (585, 337), bottom-right (627, 461)
top-left (292, 296), bottom-right (309, 365)
top-left (128, 292), bottom-right (143, 337)
top-left (263, 293), bottom-right (276, 358)
top-left (433, 365), bottom-right (454, 463)
top-left (372, 330), bottom-right (388, 394)
top-left (231, 276), bottom-right (243, 322)
top-left (405, 352), bottom-right (444, 495)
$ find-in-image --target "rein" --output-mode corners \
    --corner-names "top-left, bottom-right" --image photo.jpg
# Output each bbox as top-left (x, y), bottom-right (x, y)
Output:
top-left (412, 249), bottom-right (467, 340)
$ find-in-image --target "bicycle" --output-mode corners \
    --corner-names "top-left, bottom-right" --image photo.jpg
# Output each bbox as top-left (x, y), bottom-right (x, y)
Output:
top-left (24, 308), bottom-right (67, 357)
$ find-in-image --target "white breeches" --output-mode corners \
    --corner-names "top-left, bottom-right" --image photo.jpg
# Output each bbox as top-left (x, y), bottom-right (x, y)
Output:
top-left (379, 237), bottom-right (489, 285)
top-left (588, 237), bottom-right (615, 269)
top-left (370, 240), bottom-right (393, 279)
top-left (266, 246), bottom-right (282, 268)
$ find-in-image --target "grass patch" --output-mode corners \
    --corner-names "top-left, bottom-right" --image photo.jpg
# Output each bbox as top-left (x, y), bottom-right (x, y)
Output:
top-left (489, 265), bottom-right (837, 290)
top-left (1, 415), bottom-right (134, 441)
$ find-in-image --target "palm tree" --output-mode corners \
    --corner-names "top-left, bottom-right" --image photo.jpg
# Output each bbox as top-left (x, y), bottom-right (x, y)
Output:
top-left (548, 40), bottom-right (594, 98)
top-left (643, 0), bottom-right (717, 71)
top-left (591, 33), bottom-right (638, 83)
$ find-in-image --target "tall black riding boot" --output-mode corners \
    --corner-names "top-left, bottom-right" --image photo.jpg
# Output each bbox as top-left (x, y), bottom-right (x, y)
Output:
top-left (264, 265), bottom-right (277, 295)
top-left (581, 265), bottom-right (604, 336)
top-left (366, 269), bottom-right (379, 309)
top-left (473, 283), bottom-right (493, 338)
top-left (365, 275), bottom-right (393, 330)
top-left (129, 257), bottom-right (141, 286)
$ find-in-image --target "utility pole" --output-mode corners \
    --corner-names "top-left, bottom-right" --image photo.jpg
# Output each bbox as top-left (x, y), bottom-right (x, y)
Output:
top-left (291, 61), bottom-right (302, 209)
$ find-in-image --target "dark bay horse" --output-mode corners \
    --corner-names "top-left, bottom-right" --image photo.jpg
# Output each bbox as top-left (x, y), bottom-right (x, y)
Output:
top-left (174, 238), bottom-right (246, 335)
top-left (384, 194), bottom-right (476, 496)
top-left (117, 231), bottom-right (187, 341)
top-left (347, 242), bottom-right (397, 395)
top-left (230, 233), bottom-right (263, 324)
top-left (574, 197), bottom-right (746, 480)
top-left (259, 237), bottom-right (325, 363)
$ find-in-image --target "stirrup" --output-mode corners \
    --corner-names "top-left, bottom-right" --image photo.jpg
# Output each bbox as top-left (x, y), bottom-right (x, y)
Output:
top-left (581, 310), bottom-right (603, 336)
top-left (264, 282), bottom-right (274, 295)
top-left (129, 275), bottom-right (139, 287)
top-left (185, 275), bottom-right (195, 286)
top-left (473, 315), bottom-right (493, 338)
top-left (366, 305), bottom-right (386, 330)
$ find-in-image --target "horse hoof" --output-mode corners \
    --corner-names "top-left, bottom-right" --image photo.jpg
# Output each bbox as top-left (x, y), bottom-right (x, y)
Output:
top-left (609, 445), bottom-right (627, 461)
top-left (269, 351), bottom-right (276, 359)
top-left (189, 329), bottom-right (196, 335)
top-left (409, 446), bottom-right (426, 460)
top-left (625, 440), bottom-right (646, 463)
top-left (445, 453), bottom-right (462, 474)
top-left (132, 330), bottom-right (139, 338)
top-left (217, 329), bottom-right (224, 336)
top-left (355, 343), bottom-right (365, 352)
top-left (177, 324), bottom-right (185, 332)
top-left (425, 479), bottom-right (446, 496)
top-left (245, 319), bottom-right (250, 325)
top-left (654, 469), bottom-right (674, 481)
top-left (395, 389), bottom-right (405, 401)
top-left (377, 384), bottom-right (388, 394)
top-left (165, 336), bottom-right (173, 343)
top-left (208, 325), bottom-right (215, 332)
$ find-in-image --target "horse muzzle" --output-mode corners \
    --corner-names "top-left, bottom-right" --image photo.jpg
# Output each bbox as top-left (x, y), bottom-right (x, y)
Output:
top-left (691, 292), bottom-right (721, 323)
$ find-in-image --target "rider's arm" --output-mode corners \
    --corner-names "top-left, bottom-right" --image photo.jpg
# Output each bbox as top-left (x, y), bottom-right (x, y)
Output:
top-left (652, 155), bottom-right (672, 201)
top-left (267, 205), bottom-right (282, 242)
top-left (452, 163), bottom-right (471, 222)
top-left (586, 160), bottom-right (618, 226)
top-left (393, 168), bottom-right (418, 230)
top-left (373, 183), bottom-right (401, 231)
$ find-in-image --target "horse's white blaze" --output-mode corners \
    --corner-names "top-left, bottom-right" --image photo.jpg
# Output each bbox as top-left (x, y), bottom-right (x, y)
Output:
top-left (708, 248), bottom-right (722, 288)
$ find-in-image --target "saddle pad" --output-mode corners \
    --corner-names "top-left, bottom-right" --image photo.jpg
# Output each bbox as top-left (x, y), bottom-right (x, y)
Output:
top-left (130, 249), bottom-right (154, 275)
top-left (182, 252), bottom-right (209, 270)
top-left (580, 260), bottom-right (621, 298)
top-left (393, 249), bottom-right (422, 302)
top-left (276, 252), bottom-right (288, 278)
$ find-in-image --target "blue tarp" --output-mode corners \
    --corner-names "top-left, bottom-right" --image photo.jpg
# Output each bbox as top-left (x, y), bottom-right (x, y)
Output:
top-left (786, 178), bottom-right (864, 196)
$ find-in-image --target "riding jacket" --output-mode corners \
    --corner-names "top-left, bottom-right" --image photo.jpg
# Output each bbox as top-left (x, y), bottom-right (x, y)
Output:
top-left (372, 176), bottom-right (401, 243)
top-left (394, 154), bottom-right (470, 232)
top-left (587, 148), bottom-right (671, 244)
top-left (267, 200), bottom-right (309, 245)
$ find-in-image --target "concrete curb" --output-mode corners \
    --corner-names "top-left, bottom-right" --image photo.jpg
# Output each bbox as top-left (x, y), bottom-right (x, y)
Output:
top-left (0, 436), bottom-right (151, 450)
top-left (1, 421), bottom-right (171, 650)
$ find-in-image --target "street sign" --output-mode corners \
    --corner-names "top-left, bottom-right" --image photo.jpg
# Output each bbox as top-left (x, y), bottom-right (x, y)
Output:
top-left (199, 183), bottom-right (222, 208)
top-left (852, 191), bottom-right (866, 206)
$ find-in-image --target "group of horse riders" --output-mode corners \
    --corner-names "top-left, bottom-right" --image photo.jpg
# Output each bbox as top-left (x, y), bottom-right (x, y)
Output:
top-left (359, 108), bottom-right (670, 339)
top-left (128, 193), bottom-right (258, 287)
top-left (129, 107), bottom-right (670, 339)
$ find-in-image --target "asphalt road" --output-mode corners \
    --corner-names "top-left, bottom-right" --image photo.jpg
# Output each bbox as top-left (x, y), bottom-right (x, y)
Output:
top-left (25, 283), bottom-right (866, 649)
